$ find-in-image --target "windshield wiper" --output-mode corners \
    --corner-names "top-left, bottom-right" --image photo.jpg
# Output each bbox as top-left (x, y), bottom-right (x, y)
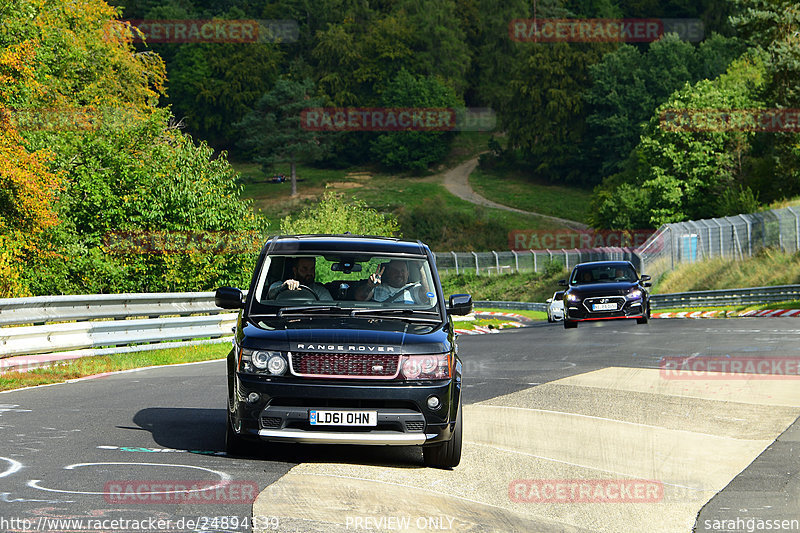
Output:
top-left (276, 306), bottom-right (351, 317)
top-left (350, 308), bottom-right (439, 317)
top-left (348, 308), bottom-right (442, 324)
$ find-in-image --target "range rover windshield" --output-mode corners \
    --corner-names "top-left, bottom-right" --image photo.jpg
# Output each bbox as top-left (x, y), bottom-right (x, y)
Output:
top-left (251, 253), bottom-right (440, 315)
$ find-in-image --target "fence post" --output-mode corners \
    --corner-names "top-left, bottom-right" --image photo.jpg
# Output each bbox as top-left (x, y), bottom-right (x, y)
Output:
top-left (492, 250), bottom-right (500, 275)
top-left (471, 251), bottom-right (479, 275)
top-left (563, 249), bottom-right (569, 270)
top-left (712, 219), bottom-right (724, 257)
top-left (788, 207), bottom-right (800, 252)
top-left (512, 250), bottom-right (519, 272)
top-left (739, 214), bottom-right (752, 256)
top-left (451, 251), bottom-right (458, 275)
top-left (531, 250), bottom-right (537, 273)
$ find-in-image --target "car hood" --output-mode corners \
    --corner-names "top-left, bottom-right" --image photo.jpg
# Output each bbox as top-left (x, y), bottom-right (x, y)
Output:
top-left (567, 282), bottom-right (640, 297)
top-left (240, 319), bottom-right (451, 355)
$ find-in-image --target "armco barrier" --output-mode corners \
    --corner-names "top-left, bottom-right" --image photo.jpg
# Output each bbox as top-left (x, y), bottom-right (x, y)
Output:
top-left (2, 285), bottom-right (797, 364)
top-left (0, 292), bottom-right (236, 360)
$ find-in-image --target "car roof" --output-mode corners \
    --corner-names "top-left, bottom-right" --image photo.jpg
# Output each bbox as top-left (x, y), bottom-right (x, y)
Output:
top-left (263, 234), bottom-right (428, 256)
top-left (573, 260), bottom-right (634, 268)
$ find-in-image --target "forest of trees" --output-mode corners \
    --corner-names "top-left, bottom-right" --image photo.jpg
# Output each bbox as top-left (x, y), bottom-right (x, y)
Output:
top-left (1, 0), bottom-right (799, 295)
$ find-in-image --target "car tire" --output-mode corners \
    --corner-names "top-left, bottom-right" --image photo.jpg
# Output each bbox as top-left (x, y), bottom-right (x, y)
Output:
top-left (225, 411), bottom-right (253, 456)
top-left (423, 400), bottom-right (462, 469)
top-left (563, 320), bottom-right (577, 329)
top-left (637, 304), bottom-right (650, 324)
top-left (547, 314), bottom-right (553, 323)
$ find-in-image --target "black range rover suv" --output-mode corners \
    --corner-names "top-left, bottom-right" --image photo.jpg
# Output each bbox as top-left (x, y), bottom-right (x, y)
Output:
top-left (559, 260), bottom-right (651, 329)
top-left (215, 235), bottom-right (472, 469)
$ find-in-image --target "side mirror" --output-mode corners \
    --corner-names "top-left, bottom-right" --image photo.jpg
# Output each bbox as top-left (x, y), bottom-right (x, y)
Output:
top-left (215, 287), bottom-right (244, 309)
top-left (558, 279), bottom-right (568, 287)
top-left (447, 294), bottom-right (473, 316)
top-left (546, 298), bottom-right (553, 304)
top-left (643, 282), bottom-right (652, 288)
top-left (640, 274), bottom-right (651, 281)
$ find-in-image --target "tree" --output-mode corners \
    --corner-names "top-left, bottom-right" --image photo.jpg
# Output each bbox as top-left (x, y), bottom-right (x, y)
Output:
top-left (369, 70), bottom-right (462, 171)
top-left (236, 78), bottom-right (329, 196)
top-left (280, 191), bottom-right (399, 237)
top-left (584, 33), bottom-right (745, 178)
top-left (589, 54), bottom-right (768, 228)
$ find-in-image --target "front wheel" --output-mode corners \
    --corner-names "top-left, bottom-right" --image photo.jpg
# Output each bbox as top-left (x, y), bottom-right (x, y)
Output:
top-left (225, 412), bottom-right (253, 456)
top-left (423, 402), bottom-right (462, 469)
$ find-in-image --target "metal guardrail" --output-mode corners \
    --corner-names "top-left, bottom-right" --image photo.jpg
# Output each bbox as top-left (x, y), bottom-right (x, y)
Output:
top-left (650, 284), bottom-right (800, 309)
top-left (0, 292), bottom-right (237, 360)
top-left (2, 284), bottom-right (797, 366)
top-left (475, 301), bottom-right (548, 312)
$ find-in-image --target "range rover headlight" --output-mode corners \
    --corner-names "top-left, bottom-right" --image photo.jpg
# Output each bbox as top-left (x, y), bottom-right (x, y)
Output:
top-left (400, 354), bottom-right (451, 380)
top-left (267, 354), bottom-right (288, 375)
top-left (240, 348), bottom-right (286, 374)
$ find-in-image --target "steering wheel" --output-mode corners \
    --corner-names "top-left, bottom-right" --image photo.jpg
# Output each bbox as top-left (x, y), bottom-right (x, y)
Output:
top-left (384, 282), bottom-right (423, 303)
top-left (274, 283), bottom-right (320, 301)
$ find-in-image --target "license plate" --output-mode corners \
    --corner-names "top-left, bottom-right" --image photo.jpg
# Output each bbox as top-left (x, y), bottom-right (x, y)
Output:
top-left (592, 303), bottom-right (617, 311)
top-left (309, 410), bottom-right (377, 426)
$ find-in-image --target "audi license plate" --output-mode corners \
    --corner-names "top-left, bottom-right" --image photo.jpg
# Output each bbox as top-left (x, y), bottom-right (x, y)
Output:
top-left (592, 303), bottom-right (617, 311)
top-left (309, 410), bottom-right (377, 426)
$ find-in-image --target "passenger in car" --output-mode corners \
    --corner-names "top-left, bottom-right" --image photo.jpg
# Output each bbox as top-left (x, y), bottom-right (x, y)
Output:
top-left (354, 260), bottom-right (429, 303)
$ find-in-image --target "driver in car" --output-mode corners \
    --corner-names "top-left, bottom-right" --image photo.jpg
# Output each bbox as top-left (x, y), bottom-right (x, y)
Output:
top-left (267, 256), bottom-right (333, 300)
top-left (355, 259), bottom-right (430, 303)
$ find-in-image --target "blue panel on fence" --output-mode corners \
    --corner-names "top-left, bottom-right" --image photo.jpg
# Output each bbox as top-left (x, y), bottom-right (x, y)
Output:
top-left (680, 234), bottom-right (697, 262)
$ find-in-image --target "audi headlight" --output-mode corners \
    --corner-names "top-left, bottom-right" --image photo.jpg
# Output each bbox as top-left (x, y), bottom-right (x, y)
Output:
top-left (627, 289), bottom-right (642, 300)
top-left (240, 348), bottom-right (287, 374)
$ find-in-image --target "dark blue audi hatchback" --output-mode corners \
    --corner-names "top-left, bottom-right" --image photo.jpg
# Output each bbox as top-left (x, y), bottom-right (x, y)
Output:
top-left (215, 234), bottom-right (472, 468)
top-left (559, 260), bottom-right (652, 329)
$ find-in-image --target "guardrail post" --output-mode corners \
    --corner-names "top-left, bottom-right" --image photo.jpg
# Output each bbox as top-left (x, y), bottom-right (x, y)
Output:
top-left (451, 251), bottom-right (458, 275)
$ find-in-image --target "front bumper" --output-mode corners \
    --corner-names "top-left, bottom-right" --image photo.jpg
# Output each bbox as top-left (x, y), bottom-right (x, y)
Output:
top-left (565, 298), bottom-right (645, 321)
top-left (231, 373), bottom-right (459, 446)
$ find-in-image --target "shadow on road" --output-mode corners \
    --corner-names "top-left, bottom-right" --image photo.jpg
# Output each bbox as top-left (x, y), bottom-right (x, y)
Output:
top-left (131, 407), bottom-right (425, 469)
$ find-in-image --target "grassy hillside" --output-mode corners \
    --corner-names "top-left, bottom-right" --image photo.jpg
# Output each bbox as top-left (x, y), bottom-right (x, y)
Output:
top-left (653, 248), bottom-right (800, 293)
top-left (469, 167), bottom-right (593, 223)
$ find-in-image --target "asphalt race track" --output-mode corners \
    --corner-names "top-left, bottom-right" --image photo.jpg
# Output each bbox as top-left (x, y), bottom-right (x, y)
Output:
top-left (1, 319), bottom-right (799, 533)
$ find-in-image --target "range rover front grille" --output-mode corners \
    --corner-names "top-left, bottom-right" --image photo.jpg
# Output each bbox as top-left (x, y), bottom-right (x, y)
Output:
top-left (290, 352), bottom-right (401, 379)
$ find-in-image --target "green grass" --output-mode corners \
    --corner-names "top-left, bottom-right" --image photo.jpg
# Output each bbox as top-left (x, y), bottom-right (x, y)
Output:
top-left (0, 343), bottom-right (228, 391)
top-left (469, 167), bottom-right (593, 223)
top-left (654, 248), bottom-right (800, 293)
top-left (475, 307), bottom-right (547, 321)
